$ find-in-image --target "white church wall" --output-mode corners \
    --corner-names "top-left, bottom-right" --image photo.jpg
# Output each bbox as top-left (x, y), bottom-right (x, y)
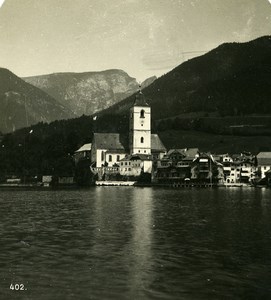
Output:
top-left (96, 149), bottom-right (107, 167)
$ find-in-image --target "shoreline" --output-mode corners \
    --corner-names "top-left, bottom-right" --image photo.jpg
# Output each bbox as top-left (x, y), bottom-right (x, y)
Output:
top-left (0, 182), bottom-right (266, 190)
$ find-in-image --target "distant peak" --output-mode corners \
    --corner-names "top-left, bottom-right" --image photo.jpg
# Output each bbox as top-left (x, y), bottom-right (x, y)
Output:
top-left (23, 69), bottom-right (135, 79)
top-left (141, 76), bottom-right (157, 89)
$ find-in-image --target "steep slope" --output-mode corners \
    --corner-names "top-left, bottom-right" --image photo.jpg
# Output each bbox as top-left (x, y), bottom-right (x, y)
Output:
top-left (0, 68), bottom-right (74, 133)
top-left (23, 70), bottom-right (156, 117)
top-left (98, 36), bottom-right (271, 120)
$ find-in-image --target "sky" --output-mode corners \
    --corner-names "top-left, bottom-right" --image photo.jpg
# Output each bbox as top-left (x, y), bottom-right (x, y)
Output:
top-left (0, 0), bottom-right (270, 82)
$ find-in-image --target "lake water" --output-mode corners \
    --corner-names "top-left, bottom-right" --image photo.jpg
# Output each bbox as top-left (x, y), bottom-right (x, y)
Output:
top-left (0, 187), bottom-right (271, 300)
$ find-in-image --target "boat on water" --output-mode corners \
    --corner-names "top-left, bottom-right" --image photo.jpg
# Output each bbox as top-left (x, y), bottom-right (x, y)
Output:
top-left (222, 182), bottom-right (253, 187)
top-left (95, 181), bottom-right (136, 186)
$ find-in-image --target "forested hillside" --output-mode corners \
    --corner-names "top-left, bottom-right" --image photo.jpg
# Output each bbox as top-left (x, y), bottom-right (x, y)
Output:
top-left (0, 68), bottom-right (73, 133)
top-left (97, 36), bottom-right (271, 119)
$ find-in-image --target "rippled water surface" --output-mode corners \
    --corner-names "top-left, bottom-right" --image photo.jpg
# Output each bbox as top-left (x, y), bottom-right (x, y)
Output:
top-left (1, 187), bottom-right (271, 299)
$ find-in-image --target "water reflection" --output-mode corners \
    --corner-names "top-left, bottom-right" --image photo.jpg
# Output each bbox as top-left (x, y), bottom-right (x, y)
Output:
top-left (87, 187), bottom-right (134, 298)
top-left (127, 188), bottom-right (153, 298)
top-left (90, 187), bottom-right (154, 298)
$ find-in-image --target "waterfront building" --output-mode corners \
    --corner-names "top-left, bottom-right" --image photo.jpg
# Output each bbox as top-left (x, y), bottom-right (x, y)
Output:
top-left (119, 154), bottom-right (152, 177)
top-left (222, 153), bottom-right (256, 184)
top-left (74, 143), bottom-right (92, 164)
top-left (165, 148), bottom-right (199, 165)
top-left (190, 153), bottom-right (224, 184)
top-left (91, 89), bottom-right (166, 169)
top-left (42, 175), bottom-right (52, 187)
top-left (155, 148), bottom-right (199, 183)
top-left (256, 152), bottom-right (271, 179)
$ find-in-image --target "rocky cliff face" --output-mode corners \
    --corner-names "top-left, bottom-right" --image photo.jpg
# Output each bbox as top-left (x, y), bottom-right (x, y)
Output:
top-left (23, 70), bottom-right (156, 117)
top-left (0, 68), bottom-right (73, 133)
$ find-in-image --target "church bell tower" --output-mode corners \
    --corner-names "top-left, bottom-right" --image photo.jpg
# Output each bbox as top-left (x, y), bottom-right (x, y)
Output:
top-left (129, 86), bottom-right (151, 155)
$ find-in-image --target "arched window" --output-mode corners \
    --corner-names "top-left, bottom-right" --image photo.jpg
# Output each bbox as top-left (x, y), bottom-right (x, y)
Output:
top-left (141, 137), bottom-right (144, 143)
top-left (140, 109), bottom-right (145, 118)
top-left (117, 155), bottom-right (120, 161)
top-left (109, 155), bottom-right (112, 162)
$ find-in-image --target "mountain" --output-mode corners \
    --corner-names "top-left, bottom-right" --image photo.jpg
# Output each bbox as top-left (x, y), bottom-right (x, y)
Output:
top-left (0, 68), bottom-right (74, 133)
top-left (98, 36), bottom-right (271, 120)
top-left (23, 70), bottom-right (156, 117)
top-left (141, 76), bottom-right (157, 89)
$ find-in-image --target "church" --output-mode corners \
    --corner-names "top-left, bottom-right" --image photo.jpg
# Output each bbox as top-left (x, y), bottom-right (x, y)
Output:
top-left (91, 89), bottom-right (166, 170)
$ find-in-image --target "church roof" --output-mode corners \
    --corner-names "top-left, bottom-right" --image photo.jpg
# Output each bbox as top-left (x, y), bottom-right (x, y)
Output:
top-left (167, 148), bottom-right (199, 158)
top-left (93, 133), bottom-right (128, 150)
top-left (134, 91), bottom-right (149, 107)
top-left (257, 152), bottom-right (271, 166)
top-left (167, 149), bottom-right (186, 156)
top-left (93, 133), bottom-right (165, 153)
top-left (151, 134), bottom-right (166, 152)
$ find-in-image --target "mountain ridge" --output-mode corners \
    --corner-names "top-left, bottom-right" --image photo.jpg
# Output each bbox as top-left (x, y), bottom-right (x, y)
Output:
top-left (0, 68), bottom-right (74, 133)
top-left (23, 69), bottom-right (156, 117)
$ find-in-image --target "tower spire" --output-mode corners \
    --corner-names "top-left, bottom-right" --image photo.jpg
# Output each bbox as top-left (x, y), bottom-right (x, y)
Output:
top-left (133, 83), bottom-right (149, 107)
top-left (129, 82), bottom-right (151, 155)
top-left (138, 82), bottom-right (142, 93)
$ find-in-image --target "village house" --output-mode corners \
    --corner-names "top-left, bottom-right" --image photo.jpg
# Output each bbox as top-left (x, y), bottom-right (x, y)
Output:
top-left (119, 154), bottom-right (152, 177)
top-left (155, 148), bottom-right (199, 183)
top-left (256, 152), bottom-right (271, 179)
top-left (222, 153), bottom-right (256, 184)
top-left (74, 143), bottom-right (92, 164)
top-left (190, 153), bottom-right (224, 184)
top-left (223, 161), bottom-right (239, 184)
